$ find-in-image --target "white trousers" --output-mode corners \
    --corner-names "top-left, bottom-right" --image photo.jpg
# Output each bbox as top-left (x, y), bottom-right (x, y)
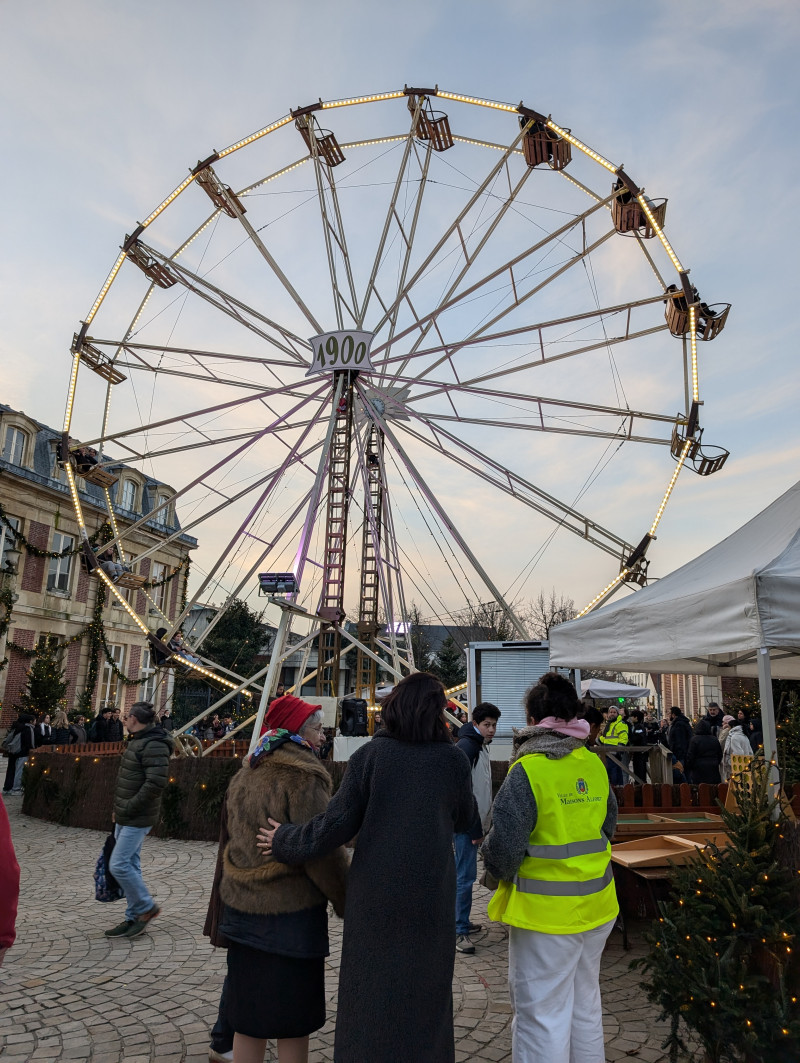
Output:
top-left (508, 918), bottom-right (615, 1063)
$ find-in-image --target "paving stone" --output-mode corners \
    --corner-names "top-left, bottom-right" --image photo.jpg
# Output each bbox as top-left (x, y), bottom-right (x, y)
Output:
top-left (2, 794), bottom-right (689, 1063)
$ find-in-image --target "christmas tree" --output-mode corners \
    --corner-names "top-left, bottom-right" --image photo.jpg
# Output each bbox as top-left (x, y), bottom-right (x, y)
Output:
top-left (432, 635), bottom-right (467, 688)
top-left (17, 644), bottom-right (69, 717)
top-left (635, 760), bottom-right (800, 1062)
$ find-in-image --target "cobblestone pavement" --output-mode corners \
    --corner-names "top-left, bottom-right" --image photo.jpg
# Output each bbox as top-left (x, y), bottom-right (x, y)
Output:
top-left (1, 794), bottom-right (684, 1062)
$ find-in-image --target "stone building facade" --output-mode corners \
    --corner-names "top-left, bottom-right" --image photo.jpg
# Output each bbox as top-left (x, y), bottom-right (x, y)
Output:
top-left (0, 404), bottom-right (197, 728)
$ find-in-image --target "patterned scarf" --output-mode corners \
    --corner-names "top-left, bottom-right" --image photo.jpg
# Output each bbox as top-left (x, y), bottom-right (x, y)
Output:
top-left (249, 727), bottom-right (313, 768)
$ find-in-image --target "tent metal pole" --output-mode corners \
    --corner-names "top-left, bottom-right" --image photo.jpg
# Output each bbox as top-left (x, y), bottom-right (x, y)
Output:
top-left (756, 646), bottom-right (780, 811)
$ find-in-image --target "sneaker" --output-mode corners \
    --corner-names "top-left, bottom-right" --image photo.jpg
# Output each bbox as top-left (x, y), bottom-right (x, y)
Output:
top-left (105, 920), bottom-right (135, 937)
top-left (125, 905), bottom-right (160, 937)
top-left (208, 1050), bottom-right (234, 1063)
top-left (456, 934), bottom-right (475, 954)
top-left (468, 922), bottom-right (483, 934)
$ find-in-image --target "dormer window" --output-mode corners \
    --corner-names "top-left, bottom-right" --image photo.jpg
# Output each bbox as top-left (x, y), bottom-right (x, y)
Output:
top-left (156, 493), bottom-right (174, 525)
top-left (119, 479), bottom-right (138, 511)
top-left (2, 426), bottom-right (27, 466)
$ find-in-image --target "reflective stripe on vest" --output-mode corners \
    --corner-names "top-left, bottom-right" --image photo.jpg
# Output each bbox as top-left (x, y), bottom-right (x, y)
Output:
top-left (514, 864), bottom-right (614, 896)
top-left (526, 836), bottom-right (610, 860)
top-left (487, 747), bottom-right (619, 934)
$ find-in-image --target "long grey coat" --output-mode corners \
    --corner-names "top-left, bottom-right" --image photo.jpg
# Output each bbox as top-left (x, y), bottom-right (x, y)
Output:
top-left (272, 730), bottom-right (477, 1063)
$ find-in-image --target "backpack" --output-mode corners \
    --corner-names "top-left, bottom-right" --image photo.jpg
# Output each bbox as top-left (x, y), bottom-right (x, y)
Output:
top-left (1, 730), bottom-right (22, 755)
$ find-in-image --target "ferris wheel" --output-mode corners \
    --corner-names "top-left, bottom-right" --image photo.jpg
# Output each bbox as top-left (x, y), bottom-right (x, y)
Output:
top-left (61, 85), bottom-right (730, 733)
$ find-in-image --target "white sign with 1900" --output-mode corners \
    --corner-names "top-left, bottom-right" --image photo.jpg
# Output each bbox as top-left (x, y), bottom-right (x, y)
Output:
top-left (306, 330), bottom-right (375, 376)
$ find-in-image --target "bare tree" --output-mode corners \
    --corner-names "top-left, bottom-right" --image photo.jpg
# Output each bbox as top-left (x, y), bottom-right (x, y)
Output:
top-left (454, 600), bottom-right (518, 642)
top-left (524, 588), bottom-right (576, 640)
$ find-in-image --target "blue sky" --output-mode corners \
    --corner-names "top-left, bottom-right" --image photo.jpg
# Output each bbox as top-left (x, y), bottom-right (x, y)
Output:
top-left (1, 1), bottom-right (798, 622)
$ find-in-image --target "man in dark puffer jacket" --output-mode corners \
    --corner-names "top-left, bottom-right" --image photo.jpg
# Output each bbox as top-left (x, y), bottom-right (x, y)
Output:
top-left (105, 701), bottom-right (175, 939)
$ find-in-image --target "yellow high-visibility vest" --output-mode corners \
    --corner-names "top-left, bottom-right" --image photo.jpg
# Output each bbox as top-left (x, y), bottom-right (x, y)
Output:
top-left (598, 717), bottom-right (629, 746)
top-left (488, 748), bottom-right (618, 934)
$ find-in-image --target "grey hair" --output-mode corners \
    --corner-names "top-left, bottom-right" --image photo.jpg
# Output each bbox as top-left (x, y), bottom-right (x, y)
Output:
top-left (129, 701), bottom-right (156, 724)
top-left (299, 709), bottom-right (324, 735)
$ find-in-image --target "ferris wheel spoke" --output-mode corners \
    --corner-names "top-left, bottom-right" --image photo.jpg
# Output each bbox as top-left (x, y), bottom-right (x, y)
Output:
top-left (354, 379), bottom-right (529, 639)
top-left (166, 426), bottom-right (327, 632)
top-left (80, 377), bottom-right (325, 451)
top-left (198, 164), bottom-right (326, 336)
top-left (396, 414), bottom-right (632, 560)
top-left (90, 338), bottom-right (316, 372)
top-left (358, 104), bottom-right (434, 331)
top-left (113, 355), bottom-right (311, 395)
top-left (370, 190), bottom-right (612, 375)
top-left (377, 290), bottom-right (671, 375)
top-left (133, 240), bottom-right (311, 362)
top-left (129, 419), bottom-right (320, 462)
top-left (188, 485), bottom-right (316, 651)
top-left (370, 124), bottom-right (530, 342)
top-left (406, 226), bottom-right (619, 385)
top-left (418, 411), bottom-right (670, 446)
top-left (389, 163), bottom-right (536, 380)
top-left (306, 137), bottom-right (360, 329)
top-left (95, 382), bottom-right (330, 556)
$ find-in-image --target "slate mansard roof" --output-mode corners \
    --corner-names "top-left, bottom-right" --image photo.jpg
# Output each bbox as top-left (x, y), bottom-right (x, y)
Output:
top-left (0, 403), bottom-right (198, 549)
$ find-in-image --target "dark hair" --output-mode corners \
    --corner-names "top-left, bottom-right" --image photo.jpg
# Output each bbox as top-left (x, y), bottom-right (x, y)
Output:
top-left (129, 701), bottom-right (156, 725)
top-left (473, 703), bottom-right (501, 724)
top-left (695, 719), bottom-right (711, 736)
top-left (155, 627), bottom-right (168, 639)
top-left (525, 672), bottom-right (580, 724)
top-left (381, 672), bottom-right (450, 743)
top-left (582, 706), bottom-right (604, 728)
top-left (669, 705), bottom-right (683, 717)
top-left (631, 709), bottom-right (644, 723)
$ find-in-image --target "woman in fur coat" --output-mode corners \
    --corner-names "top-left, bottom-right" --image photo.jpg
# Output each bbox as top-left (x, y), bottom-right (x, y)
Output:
top-left (259, 671), bottom-right (479, 1063)
top-left (219, 694), bottom-right (348, 1063)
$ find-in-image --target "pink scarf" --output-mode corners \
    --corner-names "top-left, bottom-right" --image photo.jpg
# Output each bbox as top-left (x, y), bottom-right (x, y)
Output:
top-left (534, 716), bottom-right (590, 739)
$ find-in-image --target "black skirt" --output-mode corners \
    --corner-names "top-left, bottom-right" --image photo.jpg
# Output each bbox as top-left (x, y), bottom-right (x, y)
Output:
top-left (225, 941), bottom-right (326, 1040)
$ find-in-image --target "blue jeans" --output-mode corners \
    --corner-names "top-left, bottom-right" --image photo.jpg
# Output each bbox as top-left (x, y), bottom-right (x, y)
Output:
top-left (454, 832), bottom-right (478, 935)
top-left (109, 824), bottom-right (154, 921)
top-left (605, 756), bottom-right (624, 787)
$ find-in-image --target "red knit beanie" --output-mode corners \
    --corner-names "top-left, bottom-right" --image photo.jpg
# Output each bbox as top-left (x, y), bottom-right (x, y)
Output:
top-left (265, 694), bottom-right (321, 735)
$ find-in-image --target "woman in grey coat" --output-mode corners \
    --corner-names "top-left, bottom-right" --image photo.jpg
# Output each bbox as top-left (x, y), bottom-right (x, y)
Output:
top-left (259, 672), bottom-right (478, 1063)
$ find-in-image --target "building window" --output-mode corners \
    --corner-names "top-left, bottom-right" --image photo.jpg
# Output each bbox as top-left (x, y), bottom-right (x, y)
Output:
top-left (37, 633), bottom-right (61, 654)
top-left (111, 554), bottom-right (135, 607)
top-left (119, 480), bottom-right (137, 511)
top-left (99, 644), bottom-right (125, 708)
top-left (139, 647), bottom-right (156, 702)
top-left (0, 516), bottom-right (21, 570)
top-left (47, 532), bottom-right (75, 593)
top-left (50, 442), bottom-right (67, 484)
top-left (2, 426), bottom-right (27, 466)
top-left (150, 561), bottom-right (167, 613)
top-left (156, 493), bottom-right (174, 525)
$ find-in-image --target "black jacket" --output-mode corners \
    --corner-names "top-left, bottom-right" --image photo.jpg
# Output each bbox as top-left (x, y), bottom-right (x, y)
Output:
top-left (8, 721), bottom-right (35, 755)
top-left (455, 721), bottom-right (483, 768)
top-left (701, 712), bottom-right (725, 738)
top-left (667, 714), bottom-right (693, 763)
top-left (273, 730), bottom-right (477, 1063)
top-left (684, 734), bottom-right (722, 784)
top-left (34, 724), bottom-right (52, 748)
top-left (628, 721), bottom-right (648, 747)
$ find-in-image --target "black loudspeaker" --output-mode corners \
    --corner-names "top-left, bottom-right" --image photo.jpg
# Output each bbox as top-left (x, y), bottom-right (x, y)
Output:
top-left (340, 697), bottom-right (368, 736)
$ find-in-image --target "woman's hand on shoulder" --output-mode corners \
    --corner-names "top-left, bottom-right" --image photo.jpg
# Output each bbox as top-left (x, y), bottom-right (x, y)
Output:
top-left (256, 817), bottom-right (283, 858)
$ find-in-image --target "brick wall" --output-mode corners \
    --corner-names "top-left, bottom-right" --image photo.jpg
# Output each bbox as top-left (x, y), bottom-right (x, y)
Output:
top-left (125, 646), bottom-right (142, 709)
top-left (75, 562), bottom-right (89, 605)
top-left (20, 520), bottom-right (49, 594)
top-left (65, 640), bottom-right (82, 704)
top-left (135, 559), bottom-right (151, 614)
top-left (2, 627), bottom-right (36, 726)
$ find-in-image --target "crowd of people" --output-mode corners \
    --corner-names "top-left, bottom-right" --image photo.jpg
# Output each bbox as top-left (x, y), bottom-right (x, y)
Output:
top-left (1, 679), bottom-right (764, 1062)
top-left (589, 698), bottom-right (762, 787)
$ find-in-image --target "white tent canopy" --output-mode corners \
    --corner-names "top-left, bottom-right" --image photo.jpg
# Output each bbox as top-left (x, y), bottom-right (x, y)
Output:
top-left (580, 678), bottom-right (650, 700)
top-left (551, 480), bottom-right (800, 765)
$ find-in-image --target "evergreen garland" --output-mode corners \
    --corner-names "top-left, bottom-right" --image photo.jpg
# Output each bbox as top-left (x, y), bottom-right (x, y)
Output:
top-left (0, 500), bottom-right (113, 559)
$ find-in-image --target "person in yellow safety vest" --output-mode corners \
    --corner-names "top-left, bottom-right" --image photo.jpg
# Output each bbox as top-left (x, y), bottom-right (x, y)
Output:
top-left (597, 705), bottom-right (629, 787)
top-left (482, 672), bottom-right (618, 1063)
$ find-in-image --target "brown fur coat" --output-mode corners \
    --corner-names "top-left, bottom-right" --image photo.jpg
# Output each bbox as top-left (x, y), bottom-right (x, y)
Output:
top-left (220, 743), bottom-right (348, 917)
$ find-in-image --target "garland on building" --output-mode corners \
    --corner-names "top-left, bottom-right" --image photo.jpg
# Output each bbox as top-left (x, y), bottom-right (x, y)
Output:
top-left (0, 500), bottom-right (114, 559)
